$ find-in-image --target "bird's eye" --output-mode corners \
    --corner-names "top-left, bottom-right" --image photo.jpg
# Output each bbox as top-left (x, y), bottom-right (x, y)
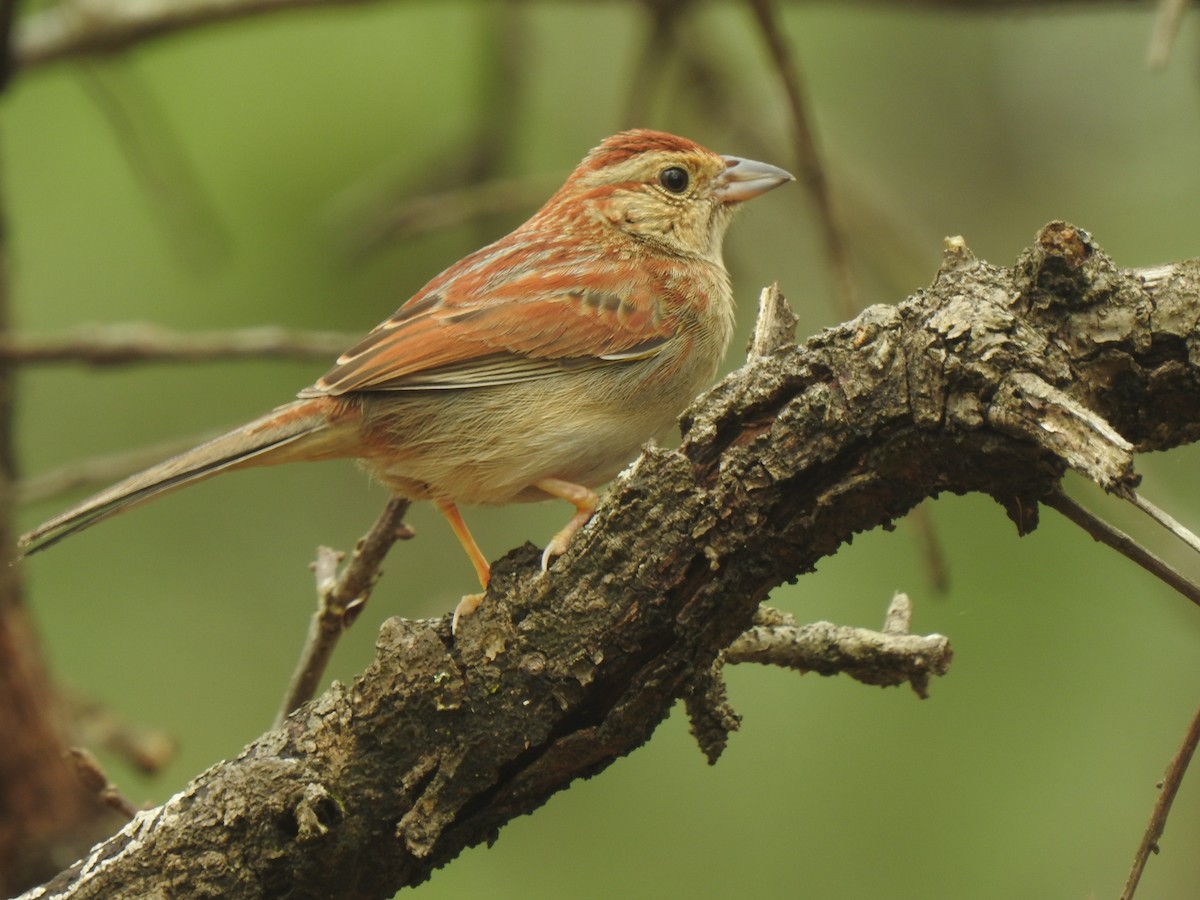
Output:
top-left (658, 166), bottom-right (690, 194)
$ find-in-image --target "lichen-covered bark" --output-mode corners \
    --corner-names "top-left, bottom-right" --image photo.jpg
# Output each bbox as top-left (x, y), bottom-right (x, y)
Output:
top-left (25, 224), bottom-right (1200, 899)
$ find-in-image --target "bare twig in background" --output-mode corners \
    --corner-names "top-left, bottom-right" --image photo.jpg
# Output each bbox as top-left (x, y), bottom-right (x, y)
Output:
top-left (336, 176), bottom-right (555, 263)
top-left (61, 688), bottom-right (177, 776)
top-left (335, 1), bottom-right (532, 261)
top-left (75, 64), bottom-right (232, 271)
top-left (1146, 0), bottom-right (1188, 70)
top-left (746, 0), bottom-right (859, 318)
top-left (908, 504), bottom-right (950, 591)
top-left (465, 0), bottom-right (525, 184)
top-left (676, 26), bottom-right (757, 139)
top-left (64, 748), bottom-right (139, 821)
top-left (14, 0), bottom-right (1157, 74)
top-left (1044, 489), bottom-right (1200, 609)
top-left (623, 0), bottom-right (693, 127)
top-left (15, 0), bottom-right (387, 71)
top-left (0, 324), bottom-right (357, 366)
top-left (1123, 489), bottom-right (1200, 559)
top-left (275, 498), bottom-right (413, 727)
top-left (1119, 702), bottom-right (1200, 900)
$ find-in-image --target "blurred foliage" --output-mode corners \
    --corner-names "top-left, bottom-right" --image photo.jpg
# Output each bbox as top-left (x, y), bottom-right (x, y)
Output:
top-left (4, 2), bottom-right (1200, 898)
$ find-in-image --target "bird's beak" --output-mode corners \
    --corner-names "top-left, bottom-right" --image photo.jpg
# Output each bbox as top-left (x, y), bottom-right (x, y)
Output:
top-left (714, 155), bottom-right (795, 203)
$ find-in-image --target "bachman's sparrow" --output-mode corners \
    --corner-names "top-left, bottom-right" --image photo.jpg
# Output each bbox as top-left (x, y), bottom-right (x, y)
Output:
top-left (21, 130), bottom-right (793, 614)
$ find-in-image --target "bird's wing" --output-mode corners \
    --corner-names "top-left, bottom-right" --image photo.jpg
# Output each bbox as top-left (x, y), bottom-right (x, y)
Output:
top-left (302, 256), bottom-right (678, 395)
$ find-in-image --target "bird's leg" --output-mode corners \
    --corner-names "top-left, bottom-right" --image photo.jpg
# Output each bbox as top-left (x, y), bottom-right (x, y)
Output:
top-left (436, 499), bottom-right (489, 631)
top-left (535, 477), bottom-right (599, 571)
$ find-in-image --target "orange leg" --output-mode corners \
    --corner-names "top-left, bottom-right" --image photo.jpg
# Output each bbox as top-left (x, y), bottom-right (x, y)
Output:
top-left (436, 499), bottom-right (489, 632)
top-left (436, 499), bottom-right (490, 588)
top-left (534, 478), bottom-right (599, 571)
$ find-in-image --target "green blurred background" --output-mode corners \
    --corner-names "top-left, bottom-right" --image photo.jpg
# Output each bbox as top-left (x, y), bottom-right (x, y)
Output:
top-left (6, 3), bottom-right (1200, 898)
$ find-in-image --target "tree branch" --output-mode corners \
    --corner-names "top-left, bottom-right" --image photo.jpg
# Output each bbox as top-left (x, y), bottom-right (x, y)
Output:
top-left (274, 499), bottom-right (413, 727)
top-left (1120, 701), bottom-right (1200, 900)
top-left (11, 0), bottom-right (1148, 74)
top-left (0, 324), bottom-right (357, 366)
top-left (724, 596), bottom-right (952, 698)
top-left (24, 223), bottom-right (1200, 898)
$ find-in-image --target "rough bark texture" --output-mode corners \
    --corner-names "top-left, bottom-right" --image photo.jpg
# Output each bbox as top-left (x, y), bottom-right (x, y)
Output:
top-left (22, 223), bottom-right (1200, 899)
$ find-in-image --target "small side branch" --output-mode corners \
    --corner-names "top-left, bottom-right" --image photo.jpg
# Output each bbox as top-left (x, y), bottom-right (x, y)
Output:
top-left (65, 748), bottom-right (138, 821)
top-left (274, 499), bottom-right (412, 726)
top-left (1123, 489), bottom-right (1200, 559)
top-left (15, 0), bottom-right (386, 71)
top-left (1044, 490), bottom-right (1200, 610)
top-left (725, 594), bottom-right (951, 698)
top-left (61, 688), bottom-right (177, 775)
top-left (0, 324), bottom-right (357, 366)
top-left (1146, 0), bottom-right (1188, 70)
top-left (337, 175), bottom-right (554, 263)
top-left (1119, 702), bottom-right (1200, 900)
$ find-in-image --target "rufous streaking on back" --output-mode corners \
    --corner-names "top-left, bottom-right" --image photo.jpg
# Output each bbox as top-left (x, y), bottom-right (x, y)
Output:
top-left (20, 130), bottom-right (793, 621)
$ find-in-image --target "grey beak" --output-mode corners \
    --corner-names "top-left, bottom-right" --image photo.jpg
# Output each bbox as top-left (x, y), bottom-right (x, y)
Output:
top-left (715, 155), bottom-right (795, 203)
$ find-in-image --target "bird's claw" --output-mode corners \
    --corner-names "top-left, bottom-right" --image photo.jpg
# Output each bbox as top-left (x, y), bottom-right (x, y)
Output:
top-left (451, 591), bottom-right (485, 634)
top-left (540, 538), bottom-right (569, 573)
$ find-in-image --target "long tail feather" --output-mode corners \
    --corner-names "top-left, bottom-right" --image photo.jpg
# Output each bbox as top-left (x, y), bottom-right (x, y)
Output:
top-left (20, 397), bottom-right (352, 555)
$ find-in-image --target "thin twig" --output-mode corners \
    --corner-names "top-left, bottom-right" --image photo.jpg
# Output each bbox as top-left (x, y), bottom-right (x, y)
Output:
top-left (60, 687), bottom-right (177, 776)
top-left (16, 0), bottom-right (1142, 75)
top-left (724, 616), bottom-right (952, 698)
top-left (908, 503), bottom-right (949, 592)
top-left (622, 0), bottom-right (686, 127)
top-left (1119, 702), bottom-right (1200, 900)
top-left (335, 175), bottom-right (553, 263)
top-left (1146, 0), bottom-right (1188, 70)
top-left (0, 324), bottom-right (357, 366)
top-left (1123, 488), bottom-right (1200, 559)
top-left (465, 0), bottom-right (525, 185)
top-left (75, 64), bottom-right (232, 271)
top-left (676, 26), bottom-right (760, 141)
top-left (64, 747), bottom-right (139, 820)
top-left (274, 498), bottom-right (412, 727)
top-left (1044, 489), bottom-right (1200, 610)
top-left (15, 0), bottom-right (387, 71)
top-left (746, 0), bottom-right (859, 318)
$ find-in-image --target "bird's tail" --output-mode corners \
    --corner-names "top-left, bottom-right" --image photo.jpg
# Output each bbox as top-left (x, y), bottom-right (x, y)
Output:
top-left (19, 397), bottom-right (356, 555)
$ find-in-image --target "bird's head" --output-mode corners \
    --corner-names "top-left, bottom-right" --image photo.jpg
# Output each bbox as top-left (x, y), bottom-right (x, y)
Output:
top-left (537, 129), bottom-right (793, 264)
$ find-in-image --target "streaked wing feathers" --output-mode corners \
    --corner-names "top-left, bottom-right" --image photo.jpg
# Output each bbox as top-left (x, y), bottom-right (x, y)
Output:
top-left (303, 267), bottom-right (675, 396)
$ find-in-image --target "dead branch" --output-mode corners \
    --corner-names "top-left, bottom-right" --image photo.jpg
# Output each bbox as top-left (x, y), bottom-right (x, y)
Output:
top-left (23, 223), bottom-right (1200, 898)
top-left (0, 324), bottom-right (357, 366)
top-left (274, 499), bottom-right (414, 726)
top-left (1120, 701), bottom-right (1200, 899)
top-left (12, 1), bottom-right (1148, 73)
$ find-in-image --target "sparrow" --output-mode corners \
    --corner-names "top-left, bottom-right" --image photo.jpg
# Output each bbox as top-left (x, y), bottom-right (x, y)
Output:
top-left (20, 130), bottom-right (793, 618)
